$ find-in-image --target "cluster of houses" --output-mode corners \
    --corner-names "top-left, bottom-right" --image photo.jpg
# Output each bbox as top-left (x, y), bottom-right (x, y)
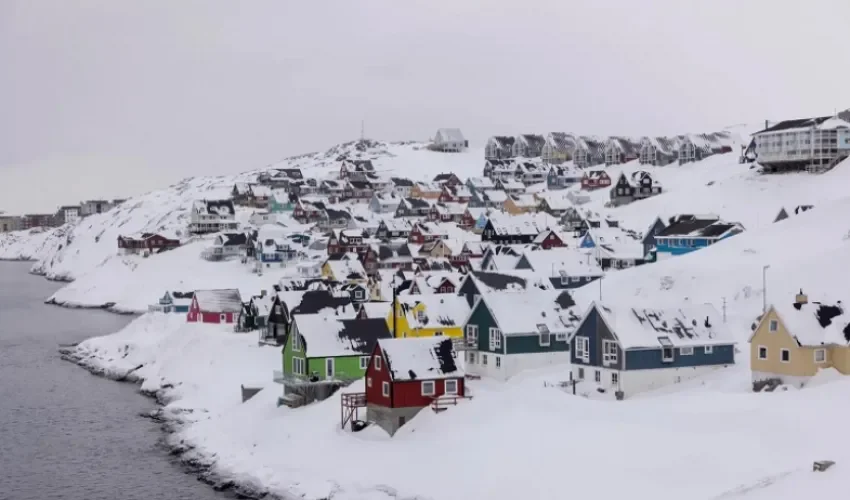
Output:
top-left (1, 199), bottom-right (126, 233)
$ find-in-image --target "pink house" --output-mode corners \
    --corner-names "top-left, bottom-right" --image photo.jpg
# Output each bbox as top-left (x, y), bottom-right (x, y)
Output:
top-left (187, 289), bottom-right (243, 324)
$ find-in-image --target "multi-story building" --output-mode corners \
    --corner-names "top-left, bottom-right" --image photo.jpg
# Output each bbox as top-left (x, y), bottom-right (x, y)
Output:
top-left (57, 205), bottom-right (81, 225)
top-left (753, 116), bottom-right (850, 173)
top-left (0, 215), bottom-right (21, 233)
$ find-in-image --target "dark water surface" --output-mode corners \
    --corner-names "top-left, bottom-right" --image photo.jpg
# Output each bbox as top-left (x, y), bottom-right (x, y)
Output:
top-left (0, 262), bottom-right (228, 500)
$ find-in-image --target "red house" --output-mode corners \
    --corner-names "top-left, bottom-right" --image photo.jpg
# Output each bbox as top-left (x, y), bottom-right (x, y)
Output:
top-left (365, 337), bottom-right (465, 436)
top-left (187, 289), bottom-right (243, 324)
top-left (117, 232), bottom-right (181, 255)
top-left (532, 229), bottom-right (566, 250)
top-left (580, 169), bottom-right (612, 190)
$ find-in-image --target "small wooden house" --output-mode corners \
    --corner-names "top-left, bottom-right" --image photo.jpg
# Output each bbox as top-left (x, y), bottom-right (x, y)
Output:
top-left (365, 337), bottom-right (465, 435)
top-left (187, 289), bottom-right (243, 324)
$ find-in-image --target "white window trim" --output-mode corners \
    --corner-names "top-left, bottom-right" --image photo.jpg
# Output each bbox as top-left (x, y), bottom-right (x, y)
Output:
top-left (375, 355), bottom-right (382, 370)
top-left (814, 348), bottom-right (826, 363)
top-left (555, 332), bottom-right (567, 341)
top-left (539, 331), bottom-right (551, 347)
top-left (780, 348), bottom-right (791, 363)
top-left (769, 319), bottom-right (778, 332)
top-left (602, 339), bottom-right (618, 365)
top-left (680, 346), bottom-right (694, 356)
top-left (382, 381), bottom-right (390, 397)
top-left (611, 372), bottom-right (619, 384)
top-left (705, 345), bottom-right (714, 354)
top-left (758, 345), bottom-right (768, 360)
top-left (466, 324), bottom-right (479, 344)
top-left (421, 380), bottom-right (436, 396)
top-left (367, 377), bottom-right (372, 388)
top-left (359, 356), bottom-right (369, 369)
top-left (594, 370), bottom-right (601, 382)
top-left (575, 336), bottom-right (590, 362)
top-left (489, 327), bottom-right (501, 350)
top-left (662, 346), bottom-right (675, 362)
top-left (444, 379), bottom-right (458, 395)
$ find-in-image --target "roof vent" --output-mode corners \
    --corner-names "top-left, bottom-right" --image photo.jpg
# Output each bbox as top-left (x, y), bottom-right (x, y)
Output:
top-left (796, 289), bottom-right (808, 306)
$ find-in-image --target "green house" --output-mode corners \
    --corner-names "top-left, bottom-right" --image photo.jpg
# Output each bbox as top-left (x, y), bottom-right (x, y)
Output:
top-left (282, 314), bottom-right (392, 383)
top-left (464, 290), bottom-right (581, 381)
top-left (269, 191), bottom-right (294, 213)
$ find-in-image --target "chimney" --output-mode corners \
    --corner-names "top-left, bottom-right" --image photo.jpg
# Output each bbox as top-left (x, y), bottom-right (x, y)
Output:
top-left (796, 289), bottom-right (808, 305)
top-left (260, 289), bottom-right (267, 298)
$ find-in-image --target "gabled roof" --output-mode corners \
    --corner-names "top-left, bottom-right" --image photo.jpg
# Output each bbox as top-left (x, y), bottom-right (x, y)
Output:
top-left (294, 315), bottom-right (391, 358)
top-left (401, 197), bottom-right (431, 210)
top-left (397, 295), bottom-right (470, 329)
top-left (765, 294), bottom-right (850, 346)
top-left (379, 336), bottom-right (463, 381)
top-left (325, 208), bottom-right (352, 220)
top-left (288, 289), bottom-right (353, 316)
top-left (516, 134), bottom-right (546, 150)
top-left (656, 214), bottom-right (743, 239)
top-left (218, 232), bottom-right (248, 246)
top-left (193, 289), bottom-right (243, 313)
top-left (545, 132), bottom-right (576, 152)
top-left (435, 128), bottom-right (465, 143)
top-left (482, 190), bottom-right (508, 203)
top-left (519, 247), bottom-right (603, 277)
top-left (195, 199), bottom-right (236, 217)
top-left (358, 301), bottom-right (392, 319)
top-left (486, 212), bottom-right (557, 236)
top-left (480, 290), bottom-right (581, 336)
top-left (589, 302), bottom-right (733, 349)
top-left (325, 258), bottom-right (366, 279)
top-left (488, 136), bottom-right (516, 149)
top-left (508, 193), bottom-right (538, 208)
top-left (379, 218), bottom-right (412, 232)
top-left (391, 177), bottom-right (414, 187)
top-left (467, 177), bottom-right (495, 189)
top-left (467, 270), bottom-right (551, 292)
top-left (752, 116), bottom-right (838, 135)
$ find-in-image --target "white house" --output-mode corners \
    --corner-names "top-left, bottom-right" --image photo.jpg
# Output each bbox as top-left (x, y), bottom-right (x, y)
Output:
top-left (249, 211), bottom-right (280, 227)
top-left (189, 199), bottom-right (239, 234)
top-left (369, 192), bottom-right (401, 214)
top-left (432, 128), bottom-right (467, 152)
top-left (753, 116), bottom-right (850, 173)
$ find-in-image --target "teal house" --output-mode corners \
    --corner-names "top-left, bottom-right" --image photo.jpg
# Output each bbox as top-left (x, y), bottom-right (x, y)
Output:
top-left (269, 191), bottom-right (294, 213)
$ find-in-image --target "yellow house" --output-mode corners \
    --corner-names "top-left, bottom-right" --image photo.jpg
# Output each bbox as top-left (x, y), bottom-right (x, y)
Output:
top-left (409, 182), bottom-right (442, 200)
top-left (749, 291), bottom-right (850, 389)
top-left (503, 194), bottom-right (539, 215)
top-left (386, 295), bottom-right (469, 339)
top-left (321, 258), bottom-right (367, 284)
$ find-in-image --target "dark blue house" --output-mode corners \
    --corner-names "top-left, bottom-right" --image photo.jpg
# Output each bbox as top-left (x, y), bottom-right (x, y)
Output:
top-left (569, 302), bottom-right (736, 399)
top-left (654, 214), bottom-right (744, 260)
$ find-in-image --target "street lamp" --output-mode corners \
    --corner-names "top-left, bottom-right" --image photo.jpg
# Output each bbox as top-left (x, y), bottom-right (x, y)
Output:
top-left (762, 265), bottom-right (770, 313)
top-left (391, 275), bottom-right (403, 337)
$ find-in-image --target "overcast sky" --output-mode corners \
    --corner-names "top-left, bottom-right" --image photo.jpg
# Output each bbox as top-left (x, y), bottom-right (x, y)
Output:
top-left (2, 0), bottom-right (849, 213)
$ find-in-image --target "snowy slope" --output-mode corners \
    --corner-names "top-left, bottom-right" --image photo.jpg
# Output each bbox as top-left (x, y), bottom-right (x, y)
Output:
top-left (70, 313), bottom-right (850, 500)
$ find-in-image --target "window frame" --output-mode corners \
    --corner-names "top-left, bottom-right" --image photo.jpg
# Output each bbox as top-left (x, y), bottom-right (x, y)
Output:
top-left (705, 345), bottom-right (714, 354)
top-left (769, 319), bottom-right (778, 332)
top-left (680, 346), bottom-right (694, 356)
top-left (594, 370), bottom-right (601, 382)
top-left (374, 355), bottom-right (382, 370)
top-left (602, 339), bottom-right (618, 365)
top-left (577, 367), bottom-right (584, 379)
top-left (382, 381), bottom-right (390, 397)
top-left (758, 345), bottom-right (768, 360)
top-left (490, 327), bottom-right (502, 350)
top-left (611, 372), bottom-right (619, 384)
top-left (575, 336), bottom-right (590, 362)
top-left (359, 356), bottom-right (369, 369)
top-left (444, 379), bottom-right (458, 395)
top-left (421, 380), bottom-right (436, 396)
top-left (814, 348), bottom-right (826, 364)
top-left (780, 348), bottom-right (791, 363)
top-left (466, 324), bottom-right (479, 345)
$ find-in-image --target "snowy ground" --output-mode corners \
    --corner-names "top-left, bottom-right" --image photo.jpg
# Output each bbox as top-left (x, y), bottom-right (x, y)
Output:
top-left (70, 312), bottom-right (850, 500)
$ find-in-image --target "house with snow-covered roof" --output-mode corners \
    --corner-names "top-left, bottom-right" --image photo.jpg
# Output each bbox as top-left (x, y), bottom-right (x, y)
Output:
top-left (464, 290), bottom-right (580, 381)
top-left (547, 163), bottom-right (581, 190)
top-left (504, 193), bottom-right (539, 215)
top-left (187, 289), bottom-right (243, 324)
top-left (482, 213), bottom-right (557, 245)
top-left (750, 291), bottom-right (850, 390)
top-left (394, 197), bottom-right (431, 218)
top-left (483, 159), bottom-right (517, 182)
top-left (603, 137), bottom-right (642, 165)
top-left (677, 131), bottom-right (735, 165)
top-left (189, 199), bottom-right (239, 235)
top-left (389, 295), bottom-right (470, 341)
top-left (431, 128), bottom-right (467, 152)
top-left (512, 134), bottom-right (546, 158)
top-left (753, 116), bottom-right (850, 173)
top-left (580, 168), bottom-right (611, 191)
top-left (570, 302), bottom-right (735, 399)
top-left (465, 176), bottom-right (495, 194)
top-left (639, 136), bottom-right (680, 166)
top-left (376, 218), bottom-right (412, 241)
top-left (515, 247), bottom-right (603, 289)
top-left (573, 136), bottom-right (606, 168)
top-left (456, 270), bottom-right (552, 307)
top-left (365, 336), bottom-right (465, 435)
top-left (438, 184), bottom-right (472, 203)
top-left (409, 182), bottom-right (443, 200)
top-left (541, 132), bottom-right (576, 164)
top-left (653, 214), bottom-right (744, 260)
top-left (609, 171), bottom-right (663, 206)
top-left (485, 136), bottom-right (516, 160)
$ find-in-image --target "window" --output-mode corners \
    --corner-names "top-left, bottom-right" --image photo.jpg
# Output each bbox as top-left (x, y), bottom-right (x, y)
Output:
top-left (611, 372), bottom-right (619, 384)
top-left (445, 379), bottom-right (458, 395)
top-left (354, 289), bottom-right (364, 300)
top-left (815, 349), bottom-right (826, 363)
top-left (482, 354), bottom-right (488, 366)
top-left (359, 356), bottom-right (369, 369)
top-left (468, 352), bottom-right (476, 364)
top-left (496, 357), bottom-right (501, 368)
top-left (293, 332), bottom-right (301, 352)
top-left (374, 355), bottom-right (382, 370)
top-left (680, 347), bottom-right (694, 356)
top-left (382, 381), bottom-right (390, 397)
top-left (758, 346), bottom-right (768, 360)
top-left (594, 370), bottom-right (601, 382)
top-left (561, 275), bottom-right (569, 285)
top-left (662, 346), bottom-right (674, 362)
top-left (367, 377), bottom-right (372, 388)
top-left (578, 367), bottom-right (584, 379)
top-left (538, 324), bottom-right (551, 346)
top-left (417, 310), bottom-right (426, 322)
top-left (575, 336), bottom-right (590, 362)
top-left (603, 340), bottom-right (618, 365)
top-left (490, 327), bottom-right (502, 350)
top-left (571, 276), bottom-right (580, 283)
top-left (769, 320), bottom-right (778, 332)
top-left (780, 349), bottom-right (790, 363)
top-left (421, 380), bottom-right (435, 396)
top-left (466, 325), bottom-right (479, 345)
top-left (556, 332), bottom-right (567, 341)
top-left (705, 346), bottom-right (713, 354)
top-left (220, 314), bottom-right (226, 322)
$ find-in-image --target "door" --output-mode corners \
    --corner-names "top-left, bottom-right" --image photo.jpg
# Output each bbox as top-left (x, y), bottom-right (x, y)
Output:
top-left (326, 358), bottom-right (335, 379)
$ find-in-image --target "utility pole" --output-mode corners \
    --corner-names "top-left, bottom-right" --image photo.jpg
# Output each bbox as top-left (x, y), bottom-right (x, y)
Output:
top-left (722, 297), bottom-right (727, 323)
top-left (762, 265), bottom-right (770, 313)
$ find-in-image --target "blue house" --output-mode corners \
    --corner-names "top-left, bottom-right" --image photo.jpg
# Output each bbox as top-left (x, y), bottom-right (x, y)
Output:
top-left (546, 165), bottom-right (581, 190)
top-left (569, 302), bottom-right (736, 399)
top-left (150, 291), bottom-right (193, 313)
top-left (654, 215), bottom-right (744, 260)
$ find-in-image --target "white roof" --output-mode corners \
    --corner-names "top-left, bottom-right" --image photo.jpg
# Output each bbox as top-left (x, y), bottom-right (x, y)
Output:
top-left (590, 302), bottom-right (733, 350)
top-left (359, 302), bottom-right (392, 319)
top-left (467, 177), bottom-right (495, 189)
top-left (380, 218), bottom-right (412, 231)
top-left (771, 295), bottom-right (850, 346)
top-left (519, 248), bottom-right (603, 277)
top-left (379, 337), bottom-right (463, 381)
top-left (510, 194), bottom-right (538, 208)
top-left (488, 212), bottom-right (557, 236)
top-left (482, 290), bottom-right (581, 336)
top-left (537, 193), bottom-right (573, 211)
top-left (499, 179), bottom-right (525, 190)
top-left (325, 259), bottom-right (366, 280)
top-left (436, 128), bottom-right (465, 143)
top-left (596, 241), bottom-right (646, 261)
top-left (251, 185), bottom-right (272, 197)
top-left (525, 182), bottom-right (548, 194)
top-left (193, 289), bottom-right (243, 313)
top-left (292, 315), bottom-right (352, 358)
top-left (483, 190), bottom-right (508, 202)
top-left (397, 295), bottom-right (470, 329)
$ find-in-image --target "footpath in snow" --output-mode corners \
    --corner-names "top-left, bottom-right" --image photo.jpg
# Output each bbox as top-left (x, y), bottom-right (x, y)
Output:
top-left (66, 313), bottom-right (850, 500)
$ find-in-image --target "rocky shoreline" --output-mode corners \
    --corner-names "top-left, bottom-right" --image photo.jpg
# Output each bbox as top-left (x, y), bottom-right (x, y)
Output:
top-left (59, 344), bottom-right (284, 500)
